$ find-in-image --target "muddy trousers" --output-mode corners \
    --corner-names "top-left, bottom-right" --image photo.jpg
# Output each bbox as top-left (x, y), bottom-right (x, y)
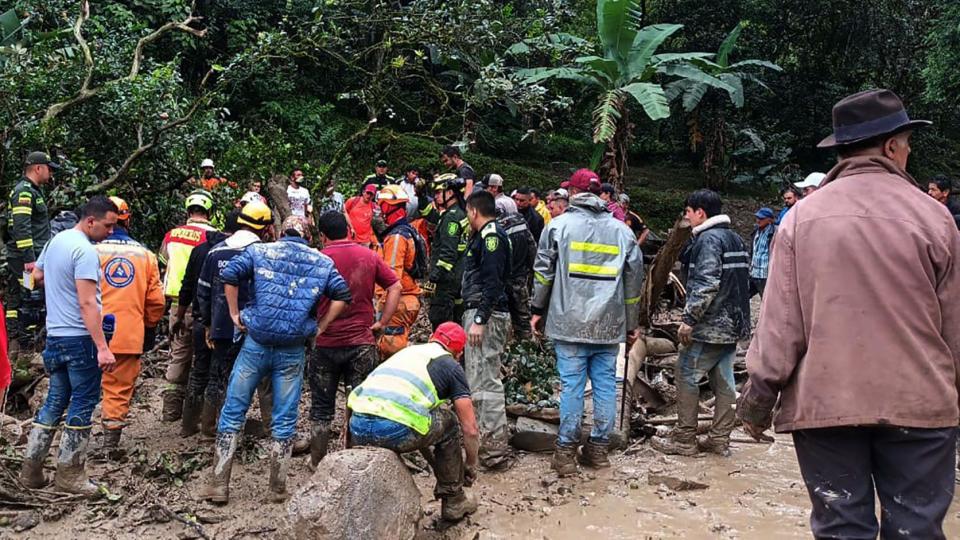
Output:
top-left (792, 426), bottom-right (956, 539)
top-left (505, 275), bottom-right (532, 341)
top-left (35, 336), bottom-right (100, 429)
top-left (462, 309), bottom-right (510, 464)
top-left (101, 354), bottom-right (141, 430)
top-left (350, 407), bottom-right (464, 499)
top-left (307, 345), bottom-right (378, 423)
top-left (165, 307), bottom-right (194, 388)
top-left (189, 338), bottom-right (241, 407)
top-left (428, 280), bottom-right (464, 331)
top-left (673, 341), bottom-right (736, 443)
top-left (377, 295), bottom-right (420, 358)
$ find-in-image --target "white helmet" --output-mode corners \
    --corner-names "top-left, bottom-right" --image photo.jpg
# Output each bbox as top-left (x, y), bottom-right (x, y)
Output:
top-left (200, 158), bottom-right (215, 169)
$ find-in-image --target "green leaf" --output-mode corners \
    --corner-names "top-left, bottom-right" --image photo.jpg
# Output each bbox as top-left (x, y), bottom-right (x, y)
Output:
top-left (716, 22), bottom-right (745, 68)
top-left (574, 55), bottom-right (619, 83)
top-left (621, 82), bottom-right (670, 120)
top-left (211, 64), bottom-right (226, 72)
top-left (0, 8), bottom-right (28, 48)
top-left (681, 82), bottom-right (709, 112)
top-left (659, 63), bottom-right (737, 94)
top-left (592, 90), bottom-right (622, 143)
top-left (626, 24), bottom-right (684, 79)
top-left (597, 0), bottom-right (644, 66)
top-left (651, 52), bottom-right (714, 66)
top-left (718, 73), bottom-right (744, 107)
top-left (727, 59), bottom-right (782, 72)
top-left (514, 67), bottom-right (603, 88)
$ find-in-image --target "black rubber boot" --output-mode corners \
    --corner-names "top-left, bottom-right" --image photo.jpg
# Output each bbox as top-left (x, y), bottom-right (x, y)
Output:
top-left (200, 399), bottom-right (219, 441)
top-left (308, 421), bottom-right (331, 471)
top-left (180, 394), bottom-right (202, 438)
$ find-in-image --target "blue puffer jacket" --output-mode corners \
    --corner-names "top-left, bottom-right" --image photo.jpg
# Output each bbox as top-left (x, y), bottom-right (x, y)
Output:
top-left (221, 236), bottom-right (352, 346)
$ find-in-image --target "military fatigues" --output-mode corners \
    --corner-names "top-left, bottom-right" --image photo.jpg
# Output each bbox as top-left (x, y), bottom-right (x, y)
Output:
top-left (4, 177), bottom-right (50, 353)
top-left (428, 205), bottom-right (468, 329)
top-left (461, 219), bottom-right (512, 468)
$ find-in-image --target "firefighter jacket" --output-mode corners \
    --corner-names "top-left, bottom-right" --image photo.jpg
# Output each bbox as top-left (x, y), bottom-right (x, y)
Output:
top-left (531, 193), bottom-right (644, 345)
top-left (429, 205), bottom-right (468, 285)
top-left (378, 218), bottom-right (422, 296)
top-left (461, 219), bottom-right (510, 323)
top-left (5, 177), bottom-right (50, 263)
top-left (97, 228), bottom-right (166, 355)
top-left (159, 218), bottom-right (218, 299)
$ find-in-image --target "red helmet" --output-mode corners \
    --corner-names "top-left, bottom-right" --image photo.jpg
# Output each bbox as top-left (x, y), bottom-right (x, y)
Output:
top-left (430, 322), bottom-right (467, 357)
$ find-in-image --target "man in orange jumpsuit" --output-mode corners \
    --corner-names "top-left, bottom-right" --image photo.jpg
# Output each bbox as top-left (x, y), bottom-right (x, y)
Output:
top-left (375, 185), bottom-right (422, 357)
top-left (97, 197), bottom-right (165, 449)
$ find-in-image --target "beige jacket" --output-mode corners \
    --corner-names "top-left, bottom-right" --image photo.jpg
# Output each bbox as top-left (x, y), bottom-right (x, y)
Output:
top-left (739, 156), bottom-right (960, 432)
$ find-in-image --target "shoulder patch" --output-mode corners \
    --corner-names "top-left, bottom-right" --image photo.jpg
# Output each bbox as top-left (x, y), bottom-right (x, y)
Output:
top-left (446, 221), bottom-right (459, 236)
top-left (485, 236), bottom-right (499, 252)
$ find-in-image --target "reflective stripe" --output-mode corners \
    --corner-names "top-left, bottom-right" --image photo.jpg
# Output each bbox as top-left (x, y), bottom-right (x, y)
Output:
top-left (374, 367), bottom-right (437, 402)
top-left (723, 251), bottom-right (749, 259)
top-left (454, 298), bottom-right (463, 305)
top-left (5, 310), bottom-right (17, 318)
top-left (437, 260), bottom-right (453, 271)
top-left (457, 244), bottom-right (467, 252)
top-left (571, 241), bottom-right (620, 255)
top-left (625, 296), bottom-right (640, 305)
top-left (534, 272), bottom-right (552, 285)
top-left (11, 207), bottom-right (32, 215)
top-left (16, 239), bottom-right (33, 248)
top-left (504, 224), bottom-right (527, 235)
top-left (388, 235), bottom-right (401, 268)
top-left (568, 263), bottom-right (618, 276)
top-left (197, 278), bottom-right (211, 288)
top-left (722, 263), bottom-right (750, 269)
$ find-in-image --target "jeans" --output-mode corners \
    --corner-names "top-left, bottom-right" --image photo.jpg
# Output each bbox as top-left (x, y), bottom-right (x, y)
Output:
top-left (308, 345), bottom-right (378, 423)
top-left (554, 340), bottom-right (618, 447)
top-left (793, 426), bottom-right (956, 539)
top-left (674, 341), bottom-right (737, 442)
top-left (35, 335), bottom-right (100, 428)
top-left (217, 337), bottom-right (305, 441)
top-left (350, 408), bottom-right (464, 498)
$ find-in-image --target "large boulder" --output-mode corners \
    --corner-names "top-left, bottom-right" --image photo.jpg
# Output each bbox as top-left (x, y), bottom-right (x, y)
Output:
top-left (283, 447), bottom-right (422, 540)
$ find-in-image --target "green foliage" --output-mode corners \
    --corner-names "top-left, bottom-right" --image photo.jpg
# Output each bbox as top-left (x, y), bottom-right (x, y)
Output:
top-left (503, 340), bottom-right (559, 407)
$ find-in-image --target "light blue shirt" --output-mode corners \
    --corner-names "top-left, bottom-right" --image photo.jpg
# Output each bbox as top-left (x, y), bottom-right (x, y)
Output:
top-left (36, 228), bottom-right (101, 337)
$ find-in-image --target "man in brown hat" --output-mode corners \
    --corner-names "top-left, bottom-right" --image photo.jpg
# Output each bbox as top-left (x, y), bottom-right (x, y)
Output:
top-left (738, 89), bottom-right (960, 538)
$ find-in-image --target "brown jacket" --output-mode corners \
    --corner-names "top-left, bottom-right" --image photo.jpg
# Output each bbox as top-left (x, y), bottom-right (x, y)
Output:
top-left (739, 156), bottom-right (960, 432)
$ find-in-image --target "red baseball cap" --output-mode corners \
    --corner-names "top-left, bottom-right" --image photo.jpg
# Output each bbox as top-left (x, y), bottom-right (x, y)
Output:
top-left (561, 168), bottom-right (600, 191)
top-left (430, 322), bottom-right (467, 357)
top-left (363, 184), bottom-right (378, 194)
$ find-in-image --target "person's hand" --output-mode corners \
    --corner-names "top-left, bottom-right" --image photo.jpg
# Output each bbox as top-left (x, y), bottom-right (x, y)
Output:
top-left (317, 322), bottom-right (329, 336)
top-left (205, 327), bottom-right (215, 350)
top-left (627, 328), bottom-right (641, 347)
top-left (170, 315), bottom-right (185, 337)
top-left (464, 465), bottom-right (477, 487)
top-left (231, 313), bottom-right (246, 333)
top-left (371, 321), bottom-right (384, 334)
top-left (678, 323), bottom-right (693, 347)
top-left (742, 419), bottom-right (772, 442)
top-left (530, 315), bottom-right (544, 339)
top-left (468, 322), bottom-right (485, 347)
top-left (421, 281), bottom-right (436, 297)
top-left (98, 347), bottom-right (116, 372)
top-left (24, 262), bottom-right (35, 272)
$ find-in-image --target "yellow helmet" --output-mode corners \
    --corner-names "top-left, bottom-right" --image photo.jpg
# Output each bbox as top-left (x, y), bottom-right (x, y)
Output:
top-left (237, 201), bottom-right (273, 230)
top-left (185, 189), bottom-right (214, 212)
top-left (377, 184), bottom-right (409, 206)
top-left (109, 196), bottom-right (130, 220)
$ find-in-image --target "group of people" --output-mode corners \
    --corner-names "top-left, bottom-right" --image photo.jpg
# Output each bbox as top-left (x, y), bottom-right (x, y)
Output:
top-left (8, 87), bottom-right (960, 537)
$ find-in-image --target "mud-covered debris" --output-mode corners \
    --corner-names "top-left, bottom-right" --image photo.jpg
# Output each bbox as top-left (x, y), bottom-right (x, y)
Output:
top-left (648, 474), bottom-right (710, 491)
top-left (11, 510), bottom-right (40, 532)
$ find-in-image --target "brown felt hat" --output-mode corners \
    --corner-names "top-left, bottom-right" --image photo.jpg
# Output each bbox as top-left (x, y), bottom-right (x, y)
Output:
top-left (818, 89), bottom-right (931, 148)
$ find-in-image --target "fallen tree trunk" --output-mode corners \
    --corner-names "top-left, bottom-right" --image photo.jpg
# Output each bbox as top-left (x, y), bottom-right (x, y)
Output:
top-left (639, 216), bottom-right (691, 327)
top-left (265, 174), bottom-right (292, 236)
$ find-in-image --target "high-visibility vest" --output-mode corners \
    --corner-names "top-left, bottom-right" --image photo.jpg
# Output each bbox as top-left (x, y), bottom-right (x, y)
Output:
top-left (160, 220), bottom-right (217, 299)
top-left (348, 342), bottom-right (447, 435)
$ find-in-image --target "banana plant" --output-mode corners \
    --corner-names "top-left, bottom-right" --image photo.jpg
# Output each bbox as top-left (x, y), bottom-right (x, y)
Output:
top-left (0, 8), bottom-right (29, 65)
top-left (512, 0), bottom-right (735, 188)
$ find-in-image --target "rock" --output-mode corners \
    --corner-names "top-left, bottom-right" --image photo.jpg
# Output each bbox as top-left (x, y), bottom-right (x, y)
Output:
top-left (516, 416), bottom-right (558, 435)
top-left (283, 447), bottom-right (422, 540)
top-left (647, 474), bottom-right (710, 491)
top-left (644, 337), bottom-right (677, 355)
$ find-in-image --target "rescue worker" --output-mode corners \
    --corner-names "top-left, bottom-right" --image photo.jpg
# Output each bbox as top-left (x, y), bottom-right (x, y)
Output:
top-left (363, 159), bottom-right (396, 190)
top-left (375, 185), bottom-right (422, 357)
top-left (159, 190), bottom-right (218, 422)
top-left (200, 218), bottom-right (351, 505)
top-left (461, 191), bottom-right (513, 470)
top-left (5, 151), bottom-right (56, 365)
top-left (96, 197), bottom-right (165, 449)
top-left (195, 158), bottom-right (229, 192)
top-left (424, 174), bottom-right (468, 330)
top-left (497, 207), bottom-right (536, 341)
top-left (348, 322), bottom-right (480, 522)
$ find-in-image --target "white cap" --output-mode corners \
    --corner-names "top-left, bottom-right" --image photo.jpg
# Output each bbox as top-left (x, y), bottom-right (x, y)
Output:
top-left (795, 172), bottom-right (825, 189)
top-left (554, 188), bottom-right (569, 199)
top-left (200, 158), bottom-right (215, 169)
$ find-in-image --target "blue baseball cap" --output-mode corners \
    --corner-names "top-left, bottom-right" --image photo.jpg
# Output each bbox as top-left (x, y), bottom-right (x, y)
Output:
top-left (755, 207), bottom-right (774, 219)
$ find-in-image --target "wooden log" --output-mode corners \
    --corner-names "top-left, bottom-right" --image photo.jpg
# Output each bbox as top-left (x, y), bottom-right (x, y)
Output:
top-left (639, 216), bottom-right (692, 327)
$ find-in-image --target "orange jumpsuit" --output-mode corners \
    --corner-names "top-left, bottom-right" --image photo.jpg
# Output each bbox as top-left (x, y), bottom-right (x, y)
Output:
top-left (376, 221), bottom-right (421, 357)
top-left (97, 229), bottom-right (165, 430)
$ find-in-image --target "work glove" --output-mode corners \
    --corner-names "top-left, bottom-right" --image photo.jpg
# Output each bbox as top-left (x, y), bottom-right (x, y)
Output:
top-left (143, 326), bottom-right (158, 352)
top-left (421, 281), bottom-right (436, 296)
top-left (170, 315), bottom-right (185, 337)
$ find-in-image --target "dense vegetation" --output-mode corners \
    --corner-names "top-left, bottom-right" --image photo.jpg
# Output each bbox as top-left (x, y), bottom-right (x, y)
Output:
top-left (2, 0), bottom-right (958, 244)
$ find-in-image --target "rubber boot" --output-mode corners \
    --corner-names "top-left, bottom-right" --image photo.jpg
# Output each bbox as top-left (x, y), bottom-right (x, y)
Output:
top-left (441, 492), bottom-right (478, 522)
top-left (19, 426), bottom-right (55, 489)
top-left (697, 436), bottom-right (732, 457)
top-left (578, 438), bottom-right (611, 468)
top-left (199, 399), bottom-right (219, 442)
top-left (161, 384), bottom-right (185, 422)
top-left (54, 427), bottom-right (99, 496)
top-left (101, 428), bottom-right (122, 451)
top-left (308, 421), bottom-right (331, 471)
top-left (257, 380), bottom-right (273, 439)
top-left (199, 432), bottom-right (238, 505)
top-left (180, 394), bottom-right (202, 438)
top-left (268, 438), bottom-right (293, 503)
top-left (650, 388), bottom-right (700, 456)
top-left (550, 444), bottom-right (578, 477)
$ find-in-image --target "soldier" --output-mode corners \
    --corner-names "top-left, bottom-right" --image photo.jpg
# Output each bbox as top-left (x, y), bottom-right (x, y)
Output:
top-left (5, 151), bottom-right (56, 365)
top-left (424, 174), bottom-right (468, 330)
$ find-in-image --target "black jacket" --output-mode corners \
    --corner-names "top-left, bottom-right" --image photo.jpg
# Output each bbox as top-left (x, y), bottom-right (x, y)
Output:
top-left (498, 212), bottom-right (536, 281)
top-left (680, 215), bottom-right (751, 344)
top-left (179, 231), bottom-right (228, 319)
top-left (461, 219), bottom-right (510, 322)
top-left (519, 206), bottom-right (545, 242)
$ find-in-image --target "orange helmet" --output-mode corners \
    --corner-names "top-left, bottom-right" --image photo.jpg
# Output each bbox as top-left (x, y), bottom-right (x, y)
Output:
top-left (109, 196), bottom-right (130, 220)
top-left (377, 184), bottom-right (409, 206)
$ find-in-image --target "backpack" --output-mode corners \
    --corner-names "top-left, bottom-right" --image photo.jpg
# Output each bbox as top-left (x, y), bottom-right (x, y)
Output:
top-left (400, 223), bottom-right (429, 280)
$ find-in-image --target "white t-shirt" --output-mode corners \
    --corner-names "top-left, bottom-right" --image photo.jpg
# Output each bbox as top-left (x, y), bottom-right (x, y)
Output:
top-left (287, 185), bottom-right (312, 218)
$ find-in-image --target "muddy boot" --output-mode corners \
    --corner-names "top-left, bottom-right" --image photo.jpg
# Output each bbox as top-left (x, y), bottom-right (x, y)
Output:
top-left (650, 434), bottom-right (698, 456)
top-left (268, 438), bottom-right (293, 503)
top-left (578, 438), bottom-right (611, 468)
top-left (308, 421), bottom-right (331, 470)
top-left (441, 492), bottom-right (478, 522)
top-left (101, 428), bottom-right (122, 451)
top-left (697, 436), bottom-right (731, 457)
top-left (199, 432), bottom-right (238, 505)
top-left (551, 444), bottom-right (579, 477)
top-left (199, 399), bottom-right (219, 441)
top-left (54, 427), bottom-right (100, 496)
top-left (161, 384), bottom-right (185, 422)
top-left (180, 394), bottom-right (202, 438)
top-left (19, 426), bottom-right (55, 489)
